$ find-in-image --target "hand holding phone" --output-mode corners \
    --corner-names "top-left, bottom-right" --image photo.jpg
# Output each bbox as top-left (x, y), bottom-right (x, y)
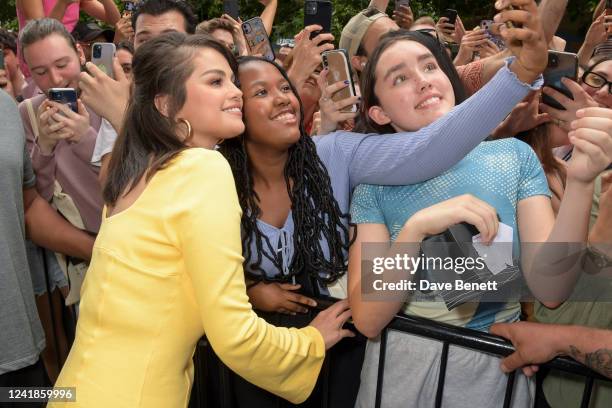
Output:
top-left (38, 89), bottom-right (89, 153)
top-left (47, 90), bottom-right (90, 144)
top-left (542, 51), bottom-right (578, 111)
top-left (440, 9), bottom-right (457, 26)
top-left (321, 50), bottom-right (357, 113)
top-left (241, 17), bottom-right (275, 61)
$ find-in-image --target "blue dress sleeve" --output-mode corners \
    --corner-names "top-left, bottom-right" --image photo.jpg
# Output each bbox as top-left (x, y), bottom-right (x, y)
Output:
top-left (314, 58), bottom-right (543, 191)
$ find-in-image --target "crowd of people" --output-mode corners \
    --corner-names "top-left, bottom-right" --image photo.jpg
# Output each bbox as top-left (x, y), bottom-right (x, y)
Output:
top-left (1, 0), bottom-right (612, 407)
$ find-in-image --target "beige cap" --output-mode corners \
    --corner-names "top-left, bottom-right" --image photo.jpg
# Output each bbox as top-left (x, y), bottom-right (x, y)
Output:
top-left (339, 8), bottom-right (388, 59)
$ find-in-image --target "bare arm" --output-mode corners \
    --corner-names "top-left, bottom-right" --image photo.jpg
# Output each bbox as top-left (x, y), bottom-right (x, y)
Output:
top-left (24, 187), bottom-right (95, 261)
top-left (347, 224), bottom-right (414, 338)
top-left (80, 0), bottom-right (121, 25)
top-left (258, 0), bottom-right (278, 36)
top-left (17, 0), bottom-right (73, 22)
top-left (491, 321), bottom-right (612, 379)
top-left (479, 0), bottom-right (567, 86)
top-left (538, 0), bottom-right (569, 45)
top-left (518, 108), bottom-right (612, 307)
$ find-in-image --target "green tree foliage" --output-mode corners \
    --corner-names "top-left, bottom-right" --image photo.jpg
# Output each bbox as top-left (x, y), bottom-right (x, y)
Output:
top-left (0, 0), bottom-right (602, 42)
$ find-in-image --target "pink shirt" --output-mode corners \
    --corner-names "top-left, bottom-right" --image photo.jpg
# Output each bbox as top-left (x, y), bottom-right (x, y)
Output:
top-left (19, 94), bottom-right (103, 234)
top-left (17, 0), bottom-right (80, 78)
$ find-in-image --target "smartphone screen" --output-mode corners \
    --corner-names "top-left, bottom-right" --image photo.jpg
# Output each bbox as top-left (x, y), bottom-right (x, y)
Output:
top-left (322, 50), bottom-right (357, 113)
top-left (241, 17), bottom-right (275, 62)
top-left (304, 0), bottom-right (333, 40)
top-left (542, 51), bottom-right (578, 111)
top-left (92, 43), bottom-right (116, 79)
top-left (48, 88), bottom-right (78, 113)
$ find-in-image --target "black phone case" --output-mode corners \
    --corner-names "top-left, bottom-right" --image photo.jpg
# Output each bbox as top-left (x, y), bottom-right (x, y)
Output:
top-left (304, 0), bottom-right (333, 40)
top-left (440, 9), bottom-right (457, 25)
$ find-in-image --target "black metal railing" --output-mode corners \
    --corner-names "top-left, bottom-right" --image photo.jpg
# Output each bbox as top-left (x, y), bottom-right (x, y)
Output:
top-left (189, 313), bottom-right (611, 408)
top-left (374, 314), bottom-right (611, 408)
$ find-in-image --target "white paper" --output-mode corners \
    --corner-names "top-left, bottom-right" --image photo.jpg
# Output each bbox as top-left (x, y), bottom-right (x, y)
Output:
top-left (472, 223), bottom-right (513, 275)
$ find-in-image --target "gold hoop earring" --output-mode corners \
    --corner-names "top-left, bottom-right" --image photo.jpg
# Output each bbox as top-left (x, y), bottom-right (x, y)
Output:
top-left (216, 138), bottom-right (224, 145)
top-left (178, 118), bottom-right (193, 142)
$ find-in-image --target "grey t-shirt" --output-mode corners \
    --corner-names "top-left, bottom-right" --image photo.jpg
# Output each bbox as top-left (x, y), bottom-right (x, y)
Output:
top-left (0, 90), bottom-right (45, 374)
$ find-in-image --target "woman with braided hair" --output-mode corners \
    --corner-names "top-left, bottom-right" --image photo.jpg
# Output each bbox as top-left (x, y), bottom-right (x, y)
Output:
top-left (217, 57), bottom-right (361, 408)
top-left (217, 13), bottom-right (551, 399)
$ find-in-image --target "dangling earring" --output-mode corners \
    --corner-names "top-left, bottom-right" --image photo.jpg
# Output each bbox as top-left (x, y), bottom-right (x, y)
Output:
top-left (178, 118), bottom-right (193, 142)
top-left (216, 138), bottom-right (224, 145)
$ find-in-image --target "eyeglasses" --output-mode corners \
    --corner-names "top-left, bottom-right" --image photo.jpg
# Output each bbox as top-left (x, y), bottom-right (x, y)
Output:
top-left (582, 71), bottom-right (612, 94)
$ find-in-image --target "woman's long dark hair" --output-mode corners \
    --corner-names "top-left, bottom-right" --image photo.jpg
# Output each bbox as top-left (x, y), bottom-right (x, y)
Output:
top-left (103, 33), bottom-right (237, 205)
top-left (218, 56), bottom-right (352, 285)
top-left (355, 30), bottom-right (467, 134)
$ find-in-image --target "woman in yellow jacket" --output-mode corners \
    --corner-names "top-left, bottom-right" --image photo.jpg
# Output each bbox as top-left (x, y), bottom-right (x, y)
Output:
top-left (49, 33), bottom-right (353, 408)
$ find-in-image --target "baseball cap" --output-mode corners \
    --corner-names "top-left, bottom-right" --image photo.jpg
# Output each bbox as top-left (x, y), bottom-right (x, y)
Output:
top-left (339, 7), bottom-right (388, 59)
top-left (72, 22), bottom-right (114, 43)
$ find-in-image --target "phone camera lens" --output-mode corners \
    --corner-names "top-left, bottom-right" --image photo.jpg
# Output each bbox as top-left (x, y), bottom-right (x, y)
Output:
top-left (306, 2), bottom-right (317, 14)
top-left (549, 55), bottom-right (558, 67)
top-left (93, 45), bottom-right (102, 59)
top-left (242, 23), bottom-right (251, 34)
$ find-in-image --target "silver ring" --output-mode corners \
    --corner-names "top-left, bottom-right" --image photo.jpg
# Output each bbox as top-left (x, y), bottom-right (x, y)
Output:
top-left (321, 96), bottom-right (330, 102)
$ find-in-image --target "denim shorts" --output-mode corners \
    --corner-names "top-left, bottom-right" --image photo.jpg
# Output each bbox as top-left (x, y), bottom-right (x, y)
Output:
top-left (25, 240), bottom-right (68, 296)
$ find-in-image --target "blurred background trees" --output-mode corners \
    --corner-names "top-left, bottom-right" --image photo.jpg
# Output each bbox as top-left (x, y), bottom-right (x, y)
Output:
top-left (0, 0), bottom-right (602, 52)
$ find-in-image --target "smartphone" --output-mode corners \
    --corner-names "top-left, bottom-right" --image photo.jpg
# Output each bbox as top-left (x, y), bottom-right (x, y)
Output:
top-left (223, 0), bottom-right (240, 20)
top-left (542, 51), bottom-right (578, 111)
top-left (440, 9), bottom-right (457, 26)
top-left (48, 88), bottom-right (78, 113)
top-left (91, 42), bottom-right (116, 79)
top-left (480, 19), bottom-right (506, 50)
top-left (304, 0), bottom-right (333, 40)
top-left (395, 0), bottom-right (411, 10)
top-left (124, 1), bottom-right (136, 11)
top-left (0, 52), bottom-right (4, 70)
top-left (322, 50), bottom-right (357, 113)
top-left (241, 17), bottom-right (275, 62)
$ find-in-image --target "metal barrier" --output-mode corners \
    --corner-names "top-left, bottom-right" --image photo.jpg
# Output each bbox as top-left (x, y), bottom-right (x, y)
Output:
top-left (189, 313), bottom-right (611, 408)
top-left (374, 314), bottom-right (612, 408)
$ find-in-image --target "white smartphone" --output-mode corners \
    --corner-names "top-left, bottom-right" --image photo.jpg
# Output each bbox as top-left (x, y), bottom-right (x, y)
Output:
top-left (322, 49), bottom-right (357, 113)
top-left (91, 42), bottom-right (116, 79)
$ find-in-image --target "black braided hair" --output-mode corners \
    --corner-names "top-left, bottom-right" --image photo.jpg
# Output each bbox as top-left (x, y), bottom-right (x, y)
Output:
top-left (218, 56), bottom-right (354, 286)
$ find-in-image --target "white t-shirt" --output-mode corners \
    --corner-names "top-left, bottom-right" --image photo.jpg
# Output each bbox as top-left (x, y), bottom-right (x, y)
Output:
top-left (91, 118), bottom-right (118, 167)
